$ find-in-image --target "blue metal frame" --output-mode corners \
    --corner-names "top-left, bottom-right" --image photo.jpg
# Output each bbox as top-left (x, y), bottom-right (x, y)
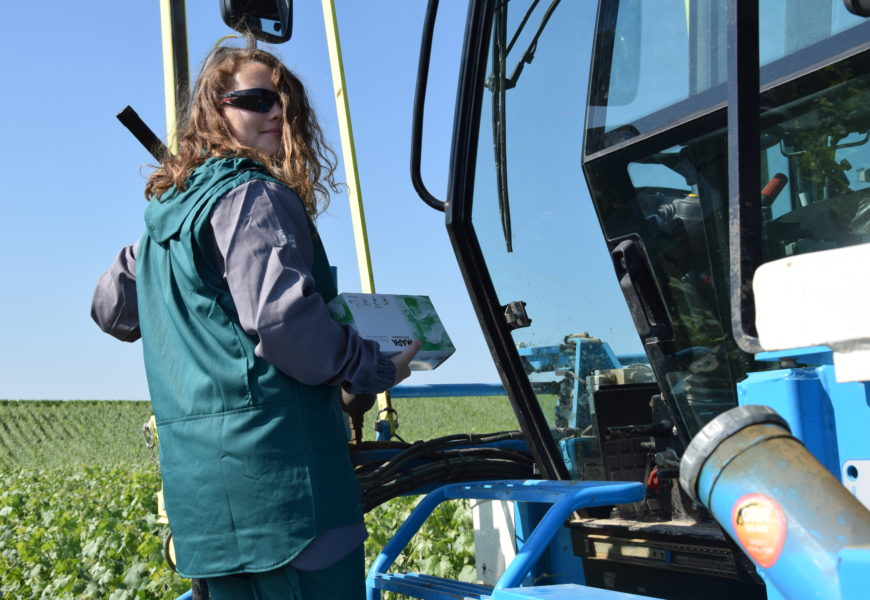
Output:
top-left (366, 479), bottom-right (646, 600)
top-left (838, 547), bottom-right (870, 600)
top-left (391, 383), bottom-right (507, 398)
top-left (718, 345), bottom-right (870, 600)
top-left (512, 501), bottom-right (584, 587)
top-left (692, 419), bottom-right (870, 600)
top-left (741, 346), bottom-right (870, 494)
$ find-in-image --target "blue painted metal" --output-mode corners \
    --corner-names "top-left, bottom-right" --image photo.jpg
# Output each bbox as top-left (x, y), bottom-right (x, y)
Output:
top-left (738, 368), bottom-right (840, 476)
top-left (491, 583), bottom-right (656, 599)
top-left (737, 346), bottom-right (870, 599)
top-left (692, 420), bottom-right (870, 600)
top-left (366, 480), bottom-right (645, 600)
top-left (391, 383), bottom-right (507, 398)
top-left (374, 418), bottom-right (392, 441)
top-left (374, 573), bottom-right (492, 599)
top-left (516, 345), bottom-right (568, 373)
top-left (837, 546), bottom-right (870, 600)
top-left (814, 364), bottom-right (870, 497)
top-left (742, 345), bottom-right (870, 498)
top-left (513, 501), bottom-right (584, 587)
top-left (762, 587), bottom-right (786, 600)
top-left (754, 346), bottom-right (833, 365)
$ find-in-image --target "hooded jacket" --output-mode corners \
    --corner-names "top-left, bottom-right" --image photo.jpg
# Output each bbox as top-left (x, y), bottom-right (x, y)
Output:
top-left (137, 156), bottom-right (363, 577)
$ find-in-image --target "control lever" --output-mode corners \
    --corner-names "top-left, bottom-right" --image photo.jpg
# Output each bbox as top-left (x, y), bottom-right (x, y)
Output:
top-left (604, 420), bottom-right (673, 440)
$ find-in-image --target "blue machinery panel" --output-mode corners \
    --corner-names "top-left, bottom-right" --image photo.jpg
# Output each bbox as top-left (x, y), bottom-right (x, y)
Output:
top-left (739, 347), bottom-right (869, 510)
top-left (517, 338), bottom-right (651, 479)
top-left (683, 345), bottom-right (870, 600)
top-left (517, 337), bottom-right (646, 432)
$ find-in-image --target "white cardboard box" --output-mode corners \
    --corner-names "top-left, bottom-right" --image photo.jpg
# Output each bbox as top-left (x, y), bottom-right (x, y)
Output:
top-left (327, 293), bottom-right (455, 370)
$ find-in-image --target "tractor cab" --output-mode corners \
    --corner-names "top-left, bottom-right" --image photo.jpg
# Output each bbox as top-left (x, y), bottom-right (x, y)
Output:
top-left (419, 0), bottom-right (870, 597)
top-left (438, 0), bottom-right (870, 483)
top-left (583, 0), bottom-right (870, 436)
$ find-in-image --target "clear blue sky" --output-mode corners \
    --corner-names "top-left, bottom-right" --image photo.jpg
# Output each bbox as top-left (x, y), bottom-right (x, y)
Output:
top-left (0, 1), bottom-right (641, 400)
top-left (0, 2), bottom-right (491, 400)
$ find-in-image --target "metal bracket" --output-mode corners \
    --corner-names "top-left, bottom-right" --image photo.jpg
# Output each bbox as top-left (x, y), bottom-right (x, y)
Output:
top-left (503, 300), bottom-right (531, 330)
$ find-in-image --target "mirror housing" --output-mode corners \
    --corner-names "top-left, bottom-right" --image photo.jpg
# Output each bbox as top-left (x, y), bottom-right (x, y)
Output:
top-left (221, 0), bottom-right (293, 44)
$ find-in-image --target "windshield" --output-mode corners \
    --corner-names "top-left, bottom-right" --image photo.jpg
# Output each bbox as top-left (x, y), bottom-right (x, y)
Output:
top-left (467, 0), bottom-right (651, 478)
top-left (587, 0), bottom-right (868, 154)
top-left (583, 0), bottom-right (870, 436)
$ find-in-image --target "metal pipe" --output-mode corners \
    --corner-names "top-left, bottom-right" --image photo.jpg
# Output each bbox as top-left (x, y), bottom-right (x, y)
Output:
top-left (681, 405), bottom-right (870, 599)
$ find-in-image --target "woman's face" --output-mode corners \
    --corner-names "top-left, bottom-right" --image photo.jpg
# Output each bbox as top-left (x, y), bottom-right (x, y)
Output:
top-left (221, 61), bottom-right (283, 156)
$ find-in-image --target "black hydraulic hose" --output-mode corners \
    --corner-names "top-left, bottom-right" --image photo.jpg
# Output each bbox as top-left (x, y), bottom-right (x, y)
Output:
top-left (371, 447), bottom-right (532, 479)
top-left (354, 431), bottom-right (526, 482)
top-left (363, 459), bottom-right (529, 497)
top-left (410, 0), bottom-right (446, 211)
top-left (356, 444), bottom-right (532, 484)
top-left (360, 459), bottom-right (534, 511)
top-left (362, 466), bottom-right (534, 511)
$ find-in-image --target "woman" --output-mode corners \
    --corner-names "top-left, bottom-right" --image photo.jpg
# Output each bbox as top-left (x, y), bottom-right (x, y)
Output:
top-left (92, 46), bottom-right (419, 599)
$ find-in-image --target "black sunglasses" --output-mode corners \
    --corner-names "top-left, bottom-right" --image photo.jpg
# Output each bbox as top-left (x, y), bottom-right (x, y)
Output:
top-left (220, 88), bottom-right (281, 113)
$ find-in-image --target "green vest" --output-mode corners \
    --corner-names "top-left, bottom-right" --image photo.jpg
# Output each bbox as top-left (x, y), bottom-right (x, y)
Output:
top-left (137, 156), bottom-right (362, 578)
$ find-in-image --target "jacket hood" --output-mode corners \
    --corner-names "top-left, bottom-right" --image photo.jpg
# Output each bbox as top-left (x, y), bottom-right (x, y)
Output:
top-left (144, 156), bottom-right (268, 244)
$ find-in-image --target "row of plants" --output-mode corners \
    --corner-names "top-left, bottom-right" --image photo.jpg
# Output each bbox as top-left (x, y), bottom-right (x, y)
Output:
top-left (0, 399), bottom-right (500, 599)
top-left (0, 401), bottom-right (154, 469)
top-left (1, 468), bottom-right (477, 599)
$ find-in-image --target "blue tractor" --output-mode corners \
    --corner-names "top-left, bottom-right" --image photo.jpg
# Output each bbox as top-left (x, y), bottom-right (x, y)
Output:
top-left (376, 0), bottom-right (870, 598)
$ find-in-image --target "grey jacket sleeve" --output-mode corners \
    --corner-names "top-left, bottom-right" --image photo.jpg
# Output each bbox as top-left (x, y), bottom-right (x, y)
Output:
top-left (209, 179), bottom-right (395, 394)
top-left (91, 242), bottom-right (141, 342)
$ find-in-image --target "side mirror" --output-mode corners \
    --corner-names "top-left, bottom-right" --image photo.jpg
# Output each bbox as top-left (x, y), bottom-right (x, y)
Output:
top-left (221, 0), bottom-right (293, 44)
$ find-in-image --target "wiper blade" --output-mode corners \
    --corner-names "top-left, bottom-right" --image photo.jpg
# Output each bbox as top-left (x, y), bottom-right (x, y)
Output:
top-left (493, 1), bottom-right (512, 252)
top-left (487, 0), bottom-right (564, 253)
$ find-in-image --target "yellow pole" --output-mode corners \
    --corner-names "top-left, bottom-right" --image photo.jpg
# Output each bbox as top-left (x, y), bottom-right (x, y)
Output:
top-left (159, 0), bottom-right (189, 154)
top-left (321, 0), bottom-right (376, 293)
top-left (321, 0), bottom-right (395, 434)
top-left (156, 0), bottom-right (189, 528)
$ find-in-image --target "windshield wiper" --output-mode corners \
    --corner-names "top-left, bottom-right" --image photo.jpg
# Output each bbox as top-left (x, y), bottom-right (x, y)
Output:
top-left (488, 0), bottom-right (563, 253)
top-left (492, 2), bottom-right (512, 252)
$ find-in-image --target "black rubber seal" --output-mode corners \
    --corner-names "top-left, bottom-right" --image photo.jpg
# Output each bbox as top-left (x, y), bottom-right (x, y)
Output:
top-left (679, 405), bottom-right (790, 504)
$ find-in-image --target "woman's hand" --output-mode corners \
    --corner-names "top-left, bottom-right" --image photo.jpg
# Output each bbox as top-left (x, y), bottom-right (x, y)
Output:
top-left (391, 340), bottom-right (422, 386)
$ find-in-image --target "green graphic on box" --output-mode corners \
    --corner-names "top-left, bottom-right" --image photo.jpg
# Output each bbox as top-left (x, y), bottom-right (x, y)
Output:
top-left (327, 293), bottom-right (455, 370)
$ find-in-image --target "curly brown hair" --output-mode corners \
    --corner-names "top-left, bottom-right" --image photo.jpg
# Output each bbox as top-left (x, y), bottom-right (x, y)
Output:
top-left (145, 46), bottom-right (338, 215)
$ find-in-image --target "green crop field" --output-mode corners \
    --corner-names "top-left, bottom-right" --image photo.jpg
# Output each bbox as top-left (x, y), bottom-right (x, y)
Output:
top-left (0, 397), bottom-right (536, 599)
